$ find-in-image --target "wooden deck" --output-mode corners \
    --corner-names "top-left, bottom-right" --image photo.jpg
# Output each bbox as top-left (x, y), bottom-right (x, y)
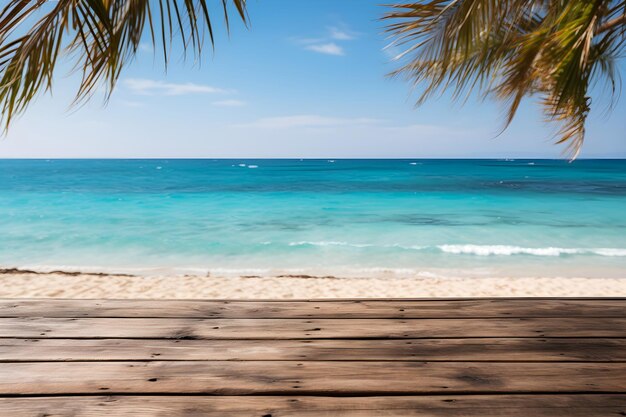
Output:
top-left (0, 298), bottom-right (624, 416)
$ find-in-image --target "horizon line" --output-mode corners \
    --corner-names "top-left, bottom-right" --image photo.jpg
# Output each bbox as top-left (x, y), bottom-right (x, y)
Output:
top-left (1, 157), bottom-right (625, 161)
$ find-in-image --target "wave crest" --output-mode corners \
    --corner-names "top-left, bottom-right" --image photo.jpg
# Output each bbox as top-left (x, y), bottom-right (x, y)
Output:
top-left (437, 245), bottom-right (626, 257)
top-left (286, 242), bottom-right (626, 257)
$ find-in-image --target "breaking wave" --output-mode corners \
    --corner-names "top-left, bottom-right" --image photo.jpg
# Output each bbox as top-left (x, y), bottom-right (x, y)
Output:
top-left (286, 241), bottom-right (626, 257)
top-left (437, 245), bottom-right (626, 257)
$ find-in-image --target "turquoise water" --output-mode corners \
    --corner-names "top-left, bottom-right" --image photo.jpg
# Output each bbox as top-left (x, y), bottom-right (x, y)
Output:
top-left (1, 159), bottom-right (625, 278)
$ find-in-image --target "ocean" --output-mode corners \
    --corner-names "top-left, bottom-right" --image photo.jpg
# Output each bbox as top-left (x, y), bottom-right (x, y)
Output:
top-left (1, 159), bottom-right (625, 279)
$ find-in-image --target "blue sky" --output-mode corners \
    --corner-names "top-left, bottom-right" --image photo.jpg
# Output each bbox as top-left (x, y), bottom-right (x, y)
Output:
top-left (2, 0), bottom-right (625, 158)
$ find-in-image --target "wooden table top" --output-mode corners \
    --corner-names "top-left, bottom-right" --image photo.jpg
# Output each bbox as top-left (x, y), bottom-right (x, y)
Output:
top-left (0, 298), bottom-right (624, 416)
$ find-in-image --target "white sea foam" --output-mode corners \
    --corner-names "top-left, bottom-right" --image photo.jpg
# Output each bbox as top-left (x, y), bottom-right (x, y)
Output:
top-left (286, 242), bottom-right (626, 257)
top-left (248, 165), bottom-right (259, 169)
top-left (593, 248), bottom-right (626, 257)
top-left (437, 245), bottom-right (626, 257)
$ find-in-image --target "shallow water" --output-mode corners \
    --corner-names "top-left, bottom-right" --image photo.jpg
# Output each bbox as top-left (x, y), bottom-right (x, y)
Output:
top-left (1, 159), bottom-right (625, 278)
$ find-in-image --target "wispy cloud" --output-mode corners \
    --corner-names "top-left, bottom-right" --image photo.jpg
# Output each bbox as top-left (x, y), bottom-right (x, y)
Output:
top-left (328, 26), bottom-right (357, 41)
top-left (125, 79), bottom-right (229, 96)
top-left (294, 24), bottom-right (357, 56)
top-left (213, 99), bottom-right (247, 107)
top-left (236, 115), bottom-right (381, 129)
top-left (305, 42), bottom-right (344, 56)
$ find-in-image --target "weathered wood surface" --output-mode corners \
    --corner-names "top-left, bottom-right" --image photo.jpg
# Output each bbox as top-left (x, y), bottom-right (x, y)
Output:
top-left (2, 337), bottom-right (624, 362)
top-left (1, 298), bottom-right (625, 318)
top-left (2, 317), bottom-right (625, 339)
top-left (0, 298), bottom-right (624, 416)
top-left (4, 361), bottom-right (626, 395)
top-left (1, 395), bottom-right (625, 417)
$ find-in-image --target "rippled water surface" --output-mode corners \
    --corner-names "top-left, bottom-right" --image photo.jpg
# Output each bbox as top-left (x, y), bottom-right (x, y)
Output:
top-left (1, 159), bottom-right (625, 278)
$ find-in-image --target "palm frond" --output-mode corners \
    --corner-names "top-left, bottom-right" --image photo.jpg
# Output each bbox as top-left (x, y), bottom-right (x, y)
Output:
top-left (385, 0), bottom-right (626, 157)
top-left (0, 0), bottom-right (248, 130)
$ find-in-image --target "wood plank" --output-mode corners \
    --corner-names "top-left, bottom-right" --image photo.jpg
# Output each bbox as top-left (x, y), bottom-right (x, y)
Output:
top-left (1, 298), bottom-right (624, 318)
top-left (1, 338), bottom-right (625, 362)
top-left (1, 317), bottom-right (624, 339)
top-left (0, 395), bottom-right (625, 417)
top-left (234, 409), bottom-right (624, 417)
top-left (2, 361), bottom-right (626, 395)
top-left (2, 299), bottom-right (625, 416)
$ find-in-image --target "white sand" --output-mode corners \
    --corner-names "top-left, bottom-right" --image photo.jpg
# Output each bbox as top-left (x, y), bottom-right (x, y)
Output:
top-left (1, 271), bottom-right (625, 298)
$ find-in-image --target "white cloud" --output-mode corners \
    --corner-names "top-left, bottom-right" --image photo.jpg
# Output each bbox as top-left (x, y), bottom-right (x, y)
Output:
top-left (125, 79), bottom-right (228, 96)
top-left (295, 25), bottom-right (357, 56)
top-left (328, 27), bottom-right (356, 41)
top-left (212, 99), bottom-right (247, 107)
top-left (305, 43), bottom-right (344, 56)
top-left (236, 115), bottom-right (381, 129)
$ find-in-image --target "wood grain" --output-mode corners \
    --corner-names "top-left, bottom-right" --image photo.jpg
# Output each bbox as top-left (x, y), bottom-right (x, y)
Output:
top-left (1, 395), bottom-right (625, 417)
top-left (1, 317), bottom-right (624, 339)
top-left (2, 298), bottom-right (625, 415)
top-left (3, 361), bottom-right (626, 395)
top-left (1, 338), bottom-right (625, 362)
top-left (0, 298), bottom-right (623, 318)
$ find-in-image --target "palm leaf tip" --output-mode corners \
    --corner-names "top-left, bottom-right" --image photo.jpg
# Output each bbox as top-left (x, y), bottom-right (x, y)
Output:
top-left (0, 0), bottom-right (248, 131)
top-left (384, 0), bottom-right (626, 158)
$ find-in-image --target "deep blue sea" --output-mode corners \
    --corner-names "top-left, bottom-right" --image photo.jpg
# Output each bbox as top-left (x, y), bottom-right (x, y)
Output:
top-left (1, 159), bottom-right (625, 279)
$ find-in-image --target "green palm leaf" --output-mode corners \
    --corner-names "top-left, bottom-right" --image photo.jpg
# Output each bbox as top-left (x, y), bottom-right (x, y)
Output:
top-left (0, 0), bottom-right (247, 129)
top-left (384, 0), bottom-right (626, 157)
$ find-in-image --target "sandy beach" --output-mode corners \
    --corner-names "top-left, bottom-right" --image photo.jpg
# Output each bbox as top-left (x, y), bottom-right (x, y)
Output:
top-left (2, 269), bottom-right (625, 298)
